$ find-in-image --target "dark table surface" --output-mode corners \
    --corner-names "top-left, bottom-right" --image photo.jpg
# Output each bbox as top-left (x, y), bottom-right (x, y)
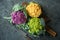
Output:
top-left (0, 0), bottom-right (60, 40)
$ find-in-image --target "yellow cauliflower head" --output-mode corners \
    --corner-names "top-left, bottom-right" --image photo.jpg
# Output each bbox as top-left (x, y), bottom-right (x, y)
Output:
top-left (26, 2), bottom-right (42, 17)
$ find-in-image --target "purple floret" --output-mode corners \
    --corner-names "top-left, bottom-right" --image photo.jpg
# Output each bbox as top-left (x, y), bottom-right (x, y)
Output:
top-left (11, 10), bottom-right (27, 24)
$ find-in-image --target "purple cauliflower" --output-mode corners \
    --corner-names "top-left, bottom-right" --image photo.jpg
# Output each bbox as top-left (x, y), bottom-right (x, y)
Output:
top-left (11, 10), bottom-right (27, 24)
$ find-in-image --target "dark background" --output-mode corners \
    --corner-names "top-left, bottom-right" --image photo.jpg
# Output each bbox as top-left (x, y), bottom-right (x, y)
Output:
top-left (0, 0), bottom-right (60, 40)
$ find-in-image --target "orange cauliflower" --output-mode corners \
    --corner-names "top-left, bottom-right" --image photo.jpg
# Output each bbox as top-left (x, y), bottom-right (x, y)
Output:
top-left (26, 2), bottom-right (42, 17)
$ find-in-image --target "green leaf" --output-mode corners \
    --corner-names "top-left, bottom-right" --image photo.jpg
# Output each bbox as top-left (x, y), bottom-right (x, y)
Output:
top-left (16, 25), bottom-right (21, 29)
top-left (40, 18), bottom-right (45, 27)
top-left (3, 17), bottom-right (11, 19)
top-left (10, 19), bottom-right (12, 23)
top-left (12, 4), bottom-right (24, 11)
top-left (23, 9), bottom-right (28, 18)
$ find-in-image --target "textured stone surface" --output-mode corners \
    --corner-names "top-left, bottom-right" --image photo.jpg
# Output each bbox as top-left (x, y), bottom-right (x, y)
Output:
top-left (0, 0), bottom-right (60, 40)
